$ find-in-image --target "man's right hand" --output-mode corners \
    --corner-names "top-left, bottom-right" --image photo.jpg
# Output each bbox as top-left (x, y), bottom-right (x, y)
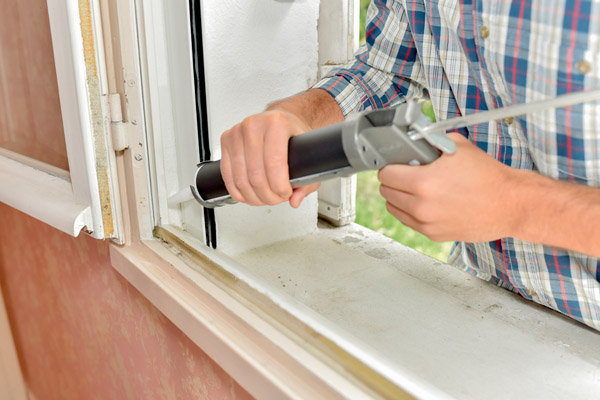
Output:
top-left (219, 89), bottom-right (344, 208)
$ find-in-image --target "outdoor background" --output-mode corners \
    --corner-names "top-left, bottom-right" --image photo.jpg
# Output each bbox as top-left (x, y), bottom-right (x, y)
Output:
top-left (354, 0), bottom-right (453, 262)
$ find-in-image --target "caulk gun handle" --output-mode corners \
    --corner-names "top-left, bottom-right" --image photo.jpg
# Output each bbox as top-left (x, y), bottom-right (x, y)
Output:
top-left (193, 122), bottom-right (352, 207)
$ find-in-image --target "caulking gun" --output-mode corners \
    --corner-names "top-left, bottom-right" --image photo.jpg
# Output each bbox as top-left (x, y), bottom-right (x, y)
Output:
top-left (169, 89), bottom-right (600, 208)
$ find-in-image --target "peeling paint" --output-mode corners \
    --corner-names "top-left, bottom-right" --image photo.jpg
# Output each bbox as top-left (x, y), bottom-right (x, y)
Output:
top-left (79, 0), bottom-right (114, 237)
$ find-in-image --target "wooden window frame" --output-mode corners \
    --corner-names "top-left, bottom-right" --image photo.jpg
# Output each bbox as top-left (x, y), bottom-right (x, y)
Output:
top-left (102, 1), bottom-right (600, 399)
top-left (0, 0), bottom-right (124, 241)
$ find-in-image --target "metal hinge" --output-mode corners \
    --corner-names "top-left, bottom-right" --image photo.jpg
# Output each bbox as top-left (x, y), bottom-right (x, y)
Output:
top-left (108, 93), bottom-right (128, 151)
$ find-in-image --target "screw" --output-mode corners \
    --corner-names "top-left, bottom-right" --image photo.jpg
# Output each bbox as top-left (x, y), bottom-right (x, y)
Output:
top-left (131, 119), bottom-right (138, 125)
top-left (128, 79), bottom-right (136, 87)
top-left (135, 154), bottom-right (143, 161)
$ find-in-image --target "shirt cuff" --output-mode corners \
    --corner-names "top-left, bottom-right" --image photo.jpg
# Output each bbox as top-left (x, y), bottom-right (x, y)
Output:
top-left (313, 73), bottom-right (370, 117)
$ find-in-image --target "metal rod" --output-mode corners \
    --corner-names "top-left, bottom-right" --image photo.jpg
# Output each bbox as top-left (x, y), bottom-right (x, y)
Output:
top-left (422, 89), bottom-right (600, 135)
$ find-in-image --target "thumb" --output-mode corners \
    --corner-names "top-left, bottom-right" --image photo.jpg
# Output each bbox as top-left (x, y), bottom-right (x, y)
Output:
top-left (289, 183), bottom-right (321, 208)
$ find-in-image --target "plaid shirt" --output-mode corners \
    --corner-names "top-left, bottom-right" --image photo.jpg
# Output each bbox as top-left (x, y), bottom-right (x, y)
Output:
top-left (315, 0), bottom-right (600, 331)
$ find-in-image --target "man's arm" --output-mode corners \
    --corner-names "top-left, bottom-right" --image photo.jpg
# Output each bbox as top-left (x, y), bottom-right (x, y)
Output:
top-left (378, 133), bottom-right (600, 257)
top-left (219, 89), bottom-right (343, 208)
top-left (220, 1), bottom-right (418, 208)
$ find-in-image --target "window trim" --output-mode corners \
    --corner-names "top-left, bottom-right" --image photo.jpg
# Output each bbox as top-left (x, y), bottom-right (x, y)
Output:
top-left (110, 229), bottom-right (423, 400)
top-left (0, 0), bottom-right (124, 241)
top-left (104, 1), bottom-right (600, 399)
top-left (0, 149), bottom-right (90, 236)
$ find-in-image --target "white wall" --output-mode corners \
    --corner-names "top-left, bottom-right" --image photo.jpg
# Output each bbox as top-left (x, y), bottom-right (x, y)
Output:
top-left (201, 0), bottom-right (321, 254)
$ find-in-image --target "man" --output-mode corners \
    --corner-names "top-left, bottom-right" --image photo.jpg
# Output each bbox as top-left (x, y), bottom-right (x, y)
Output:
top-left (219, 0), bottom-right (600, 331)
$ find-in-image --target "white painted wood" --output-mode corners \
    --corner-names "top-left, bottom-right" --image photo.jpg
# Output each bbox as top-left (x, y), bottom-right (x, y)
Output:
top-left (0, 0), bottom-right (124, 239)
top-left (114, 2), bottom-right (599, 399)
top-left (235, 222), bottom-right (600, 400)
top-left (157, 225), bottom-right (450, 399)
top-left (0, 152), bottom-right (92, 236)
top-left (318, 0), bottom-right (360, 67)
top-left (135, 0), bottom-right (327, 252)
top-left (317, 175), bottom-right (357, 226)
top-left (134, 0), bottom-right (197, 232)
top-left (44, 0), bottom-right (123, 241)
top-left (110, 240), bottom-right (383, 400)
top-left (317, 0), bottom-right (360, 226)
top-left (112, 0), bottom-right (156, 241)
top-left (0, 285), bottom-right (28, 400)
top-left (46, 0), bottom-right (100, 228)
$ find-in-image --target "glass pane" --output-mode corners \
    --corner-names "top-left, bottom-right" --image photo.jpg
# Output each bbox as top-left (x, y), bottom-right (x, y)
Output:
top-left (0, 0), bottom-right (69, 171)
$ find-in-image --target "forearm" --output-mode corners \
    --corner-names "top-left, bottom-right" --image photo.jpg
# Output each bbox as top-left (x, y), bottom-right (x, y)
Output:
top-left (507, 169), bottom-right (600, 257)
top-left (266, 89), bottom-right (344, 131)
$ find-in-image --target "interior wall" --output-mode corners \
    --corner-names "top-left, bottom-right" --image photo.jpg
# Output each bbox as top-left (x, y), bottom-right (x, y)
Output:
top-left (201, 0), bottom-right (321, 254)
top-left (0, 203), bottom-right (253, 400)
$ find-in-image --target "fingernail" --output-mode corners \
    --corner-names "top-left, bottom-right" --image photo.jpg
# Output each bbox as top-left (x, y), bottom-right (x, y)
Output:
top-left (278, 190), bottom-right (292, 199)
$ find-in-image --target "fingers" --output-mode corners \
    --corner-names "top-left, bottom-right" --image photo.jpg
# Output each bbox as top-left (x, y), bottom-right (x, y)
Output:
top-left (220, 111), bottom-right (308, 207)
top-left (379, 184), bottom-right (416, 215)
top-left (384, 200), bottom-right (423, 232)
top-left (242, 119), bottom-right (290, 205)
top-left (263, 115), bottom-right (295, 200)
top-left (220, 138), bottom-right (245, 203)
top-left (289, 183), bottom-right (321, 208)
top-left (378, 164), bottom-right (424, 194)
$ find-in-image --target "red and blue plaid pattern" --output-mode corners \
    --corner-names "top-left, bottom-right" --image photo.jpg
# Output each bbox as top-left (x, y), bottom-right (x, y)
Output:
top-left (315, 0), bottom-right (600, 330)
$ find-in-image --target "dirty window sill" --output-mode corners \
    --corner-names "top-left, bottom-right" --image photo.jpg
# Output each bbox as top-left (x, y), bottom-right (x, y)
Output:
top-left (120, 221), bottom-right (600, 399)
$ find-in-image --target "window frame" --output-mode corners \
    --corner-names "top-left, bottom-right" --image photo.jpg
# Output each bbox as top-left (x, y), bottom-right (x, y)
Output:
top-left (117, 0), bottom-right (423, 396)
top-left (0, 0), bottom-right (124, 242)
top-left (104, 0), bottom-right (600, 399)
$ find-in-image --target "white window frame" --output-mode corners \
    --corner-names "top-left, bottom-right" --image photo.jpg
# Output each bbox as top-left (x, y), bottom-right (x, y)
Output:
top-left (0, 0), bottom-right (124, 242)
top-left (99, 0), bottom-right (600, 399)
top-left (317, 0), bottom-right (360, 226)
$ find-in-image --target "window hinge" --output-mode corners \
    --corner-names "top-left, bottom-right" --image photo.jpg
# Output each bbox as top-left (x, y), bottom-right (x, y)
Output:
top-left (108, 93), bottom-right (129, 151)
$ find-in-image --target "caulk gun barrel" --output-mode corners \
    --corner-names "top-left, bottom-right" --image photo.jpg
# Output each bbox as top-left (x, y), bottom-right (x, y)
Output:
top-left (194, 121), bottom-right (351, 205)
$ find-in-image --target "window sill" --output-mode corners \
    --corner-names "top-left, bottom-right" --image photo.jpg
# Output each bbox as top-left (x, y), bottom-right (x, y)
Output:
top-left (109, 236), bottom-right (384, 399)
top-left (112, 222), bottom-right (600, 399)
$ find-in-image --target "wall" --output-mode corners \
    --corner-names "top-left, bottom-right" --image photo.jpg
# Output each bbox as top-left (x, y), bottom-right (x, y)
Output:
top-left (200, 0), bottom-right (321, 253)
top-left (0, 203), bottom-right (253, 400)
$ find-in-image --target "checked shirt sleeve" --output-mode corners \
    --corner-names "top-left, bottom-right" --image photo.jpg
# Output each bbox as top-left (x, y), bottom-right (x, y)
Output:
top-left (314, 0), bottom-right (427, 116)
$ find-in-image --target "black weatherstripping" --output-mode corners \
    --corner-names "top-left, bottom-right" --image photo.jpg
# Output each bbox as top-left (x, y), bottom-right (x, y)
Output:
top-left (189, 0), bottom-right (217, 249)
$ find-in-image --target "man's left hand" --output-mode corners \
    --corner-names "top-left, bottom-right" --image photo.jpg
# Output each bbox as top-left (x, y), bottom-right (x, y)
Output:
top-left (378, 133), bottom-right (518, 243)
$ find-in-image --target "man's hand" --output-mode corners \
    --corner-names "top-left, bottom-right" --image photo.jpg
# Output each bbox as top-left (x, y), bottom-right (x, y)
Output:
top-left (378, 132), bottom-right (600, 257)
top-left (219, 89), bottom-right (344, 208)
top-left (220, 110), bottom-right (319, 208)
top-left (378, 133), bottom-right (517, 243)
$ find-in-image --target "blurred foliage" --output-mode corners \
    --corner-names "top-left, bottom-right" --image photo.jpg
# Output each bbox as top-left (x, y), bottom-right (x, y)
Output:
top-left (359, 0), bottom-right (371, 43)
top-left (356, 172), bottom-right (454, 262)
top-left (354, 1), bottom-right (452, 262)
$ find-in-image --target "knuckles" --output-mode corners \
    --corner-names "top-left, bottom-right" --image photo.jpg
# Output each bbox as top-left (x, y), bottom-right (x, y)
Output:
top-left (247, 168), bottom-right (266, 188)
top-left (241, 115), bottom-right (264, 136)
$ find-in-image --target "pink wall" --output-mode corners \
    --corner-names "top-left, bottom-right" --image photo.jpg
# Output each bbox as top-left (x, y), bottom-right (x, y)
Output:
top-left (0, 203), bottom-right (253, 400)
